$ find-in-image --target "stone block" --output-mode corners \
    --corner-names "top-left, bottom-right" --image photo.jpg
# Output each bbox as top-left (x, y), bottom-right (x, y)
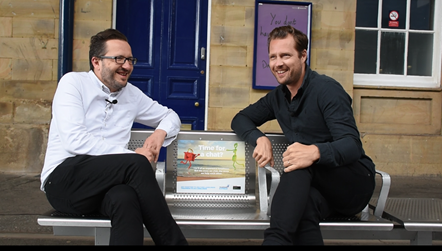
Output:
top-left (0, 58), bottom-right (12, 79)
top-left (209, 65), bottom-right (252, 88)
top-left (207, 107), bottom-right (239, 131)
top-left (73, 20), bottom-right (111, 40)
top-left (0, 37), bottom-right (58, 60)
top-left (0, 101), bottom-right (13, 123)
top-left (362, 134), bottom-right (442, 176)
top-left (209, 86), bottom-right (250, 108)
top-left (0, 17), bottom-right (12, 37)
top-left (211, 26), bottom-right (253, 46)
top-left (212, 0), bottom-right (255, 7)
top-left (0, 125), bottom-right (47, 173)
top-left (12, 59), bottom-right (53, 81)
top-left (0, 80), bottom-right (56, 100)
top-left (0, 0), bottom-right (59, 18)
top-left (211, 5), bottom-right (247, 27)
top-left (13, 100), bottom-right (52, 125)
top-left (75, 0), bottom-right (112, 22)
top-left (210, 45), bottom-right (248, 67)
top-left (12, 18), bottom-right (55, 38)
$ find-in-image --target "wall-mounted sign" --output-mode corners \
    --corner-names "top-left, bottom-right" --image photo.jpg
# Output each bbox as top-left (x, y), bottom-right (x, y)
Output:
top-left (252, 1), bottom-right (312, 90)
top-left (389, 10), bottom-right (399, 27)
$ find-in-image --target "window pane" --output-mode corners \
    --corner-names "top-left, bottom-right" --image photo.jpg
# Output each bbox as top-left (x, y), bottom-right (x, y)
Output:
top-left (354, 30), bottom-right (378, 74)
top-left (382, 0), bottom-right (406, 29)
top-left (380, 32), bottom-right (405, 75)
top-left (408, 33), bottom-right (433, 76)
top-left (410, 0), bottom-right (434, 30)
top-left (356, 0), bottom-right (379, 28)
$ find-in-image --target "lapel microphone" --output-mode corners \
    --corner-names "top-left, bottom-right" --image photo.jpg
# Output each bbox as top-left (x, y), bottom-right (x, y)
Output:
top-left (105, 99), bottom-right (118, 104)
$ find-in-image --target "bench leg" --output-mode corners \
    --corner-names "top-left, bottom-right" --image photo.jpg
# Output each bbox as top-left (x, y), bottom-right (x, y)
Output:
top-left (411, 231), bottom-right (432, 245)
top-left (95, 227), bottom-right (111, 245)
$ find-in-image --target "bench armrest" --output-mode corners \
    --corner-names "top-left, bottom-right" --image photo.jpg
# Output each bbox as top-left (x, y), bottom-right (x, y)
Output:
top-left (257, 167), bottom-right (391, 218)
top-left (373, 169), bottom-right (391, 217)
top-left (258, 164), bottom-right (281, 216)
top-left (155, 161), bottom-right (166, 196)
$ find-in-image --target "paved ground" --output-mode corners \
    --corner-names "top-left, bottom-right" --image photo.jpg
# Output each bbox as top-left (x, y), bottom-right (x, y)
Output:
top-left (0, 172), bottom-right (441, 246)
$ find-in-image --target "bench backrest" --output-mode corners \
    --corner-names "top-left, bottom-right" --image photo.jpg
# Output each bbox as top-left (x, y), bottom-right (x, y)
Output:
top-left (264, 133), bottom-right (290, 174)
top-left (128, 130), bottom-right (290, 213)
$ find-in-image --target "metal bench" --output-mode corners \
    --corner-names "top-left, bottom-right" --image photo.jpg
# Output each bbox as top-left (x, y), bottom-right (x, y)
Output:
top-left (38, 130), bottom-right (394, 245)
top-left (370, 197), bottom-right (442, 245)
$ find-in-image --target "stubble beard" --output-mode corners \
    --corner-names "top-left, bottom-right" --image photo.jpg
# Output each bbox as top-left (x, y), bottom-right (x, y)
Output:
top-left (101, 66), bottom-right (130, 92)
top-left (274, 69), bottom-right (302, 87)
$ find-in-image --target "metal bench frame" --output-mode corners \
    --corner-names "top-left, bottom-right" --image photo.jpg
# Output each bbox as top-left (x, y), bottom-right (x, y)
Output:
top-left (371, 197), bottom-right (442, 245)
top-left (38, 129), bottom-right (426, 245)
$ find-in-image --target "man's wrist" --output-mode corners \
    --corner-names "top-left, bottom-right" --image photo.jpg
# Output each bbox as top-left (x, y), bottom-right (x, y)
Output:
top-left (154, 129), bottom-right (167, 138)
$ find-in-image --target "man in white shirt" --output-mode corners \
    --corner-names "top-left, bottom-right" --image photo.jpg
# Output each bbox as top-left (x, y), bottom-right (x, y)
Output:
top-left (41, 29), bottom-right (187, 245)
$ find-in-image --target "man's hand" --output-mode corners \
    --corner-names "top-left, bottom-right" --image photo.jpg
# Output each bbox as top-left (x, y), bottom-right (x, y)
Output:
top-left (253, 136), bottom-right (275, 168)
top-left (282, 142), bottom-right (320, 172)
top-left (135, 129), bottom-right (167, 163)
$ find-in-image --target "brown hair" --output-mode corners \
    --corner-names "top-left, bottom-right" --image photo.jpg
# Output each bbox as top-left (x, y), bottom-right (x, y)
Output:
top-left (89, 29), bottom-right (128, 70)
top-left (267, 25), bottom-right (308, 62)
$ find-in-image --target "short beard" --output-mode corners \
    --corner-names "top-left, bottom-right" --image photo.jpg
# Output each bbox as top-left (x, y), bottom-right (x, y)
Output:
top-left (274, 70), bottom-right (302, 86)
top-left (101, 66), bottom-right (127, 92)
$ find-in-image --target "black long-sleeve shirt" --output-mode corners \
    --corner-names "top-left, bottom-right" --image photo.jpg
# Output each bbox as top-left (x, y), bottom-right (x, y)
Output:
top-left (231, 65), bottom-right (375, 174)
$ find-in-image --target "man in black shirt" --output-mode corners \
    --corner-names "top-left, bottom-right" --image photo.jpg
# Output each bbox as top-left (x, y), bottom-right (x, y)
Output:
top-left (231, 25), bottom-right (376, 245)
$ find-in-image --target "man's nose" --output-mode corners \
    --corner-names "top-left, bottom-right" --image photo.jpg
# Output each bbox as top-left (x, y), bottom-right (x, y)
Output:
top-left (275, 57), bottom-right (284, 67)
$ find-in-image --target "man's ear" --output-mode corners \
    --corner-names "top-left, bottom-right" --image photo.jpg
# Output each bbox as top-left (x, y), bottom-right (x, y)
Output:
top-left (301, 49), bottom-right (307, 64)
top-left (91, 57), bottom-right (100, 69)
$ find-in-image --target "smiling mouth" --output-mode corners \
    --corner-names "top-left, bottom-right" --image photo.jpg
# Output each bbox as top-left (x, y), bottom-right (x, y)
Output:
top-left (275, 70), bottom-right (288, 77)
top-left (116, 70), bottom-right (130, 77)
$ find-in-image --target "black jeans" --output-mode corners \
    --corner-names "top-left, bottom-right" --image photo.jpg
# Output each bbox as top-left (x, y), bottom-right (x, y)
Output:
top-left (263, 162), bottom-right (375, 245)
top-left (44, 154), bottom-right (187, 245)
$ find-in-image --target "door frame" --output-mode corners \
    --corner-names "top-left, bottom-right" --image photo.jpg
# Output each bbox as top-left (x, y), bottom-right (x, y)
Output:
top-left (112, 0), bottom-right (212, 130)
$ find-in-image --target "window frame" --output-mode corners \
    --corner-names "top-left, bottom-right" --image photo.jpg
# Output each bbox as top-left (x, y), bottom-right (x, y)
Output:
top-left (354, 0), bottom-right (442, 88)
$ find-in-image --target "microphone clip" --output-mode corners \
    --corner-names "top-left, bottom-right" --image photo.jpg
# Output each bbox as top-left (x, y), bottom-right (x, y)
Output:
top-left (105, 99), bottom-right (118, 104)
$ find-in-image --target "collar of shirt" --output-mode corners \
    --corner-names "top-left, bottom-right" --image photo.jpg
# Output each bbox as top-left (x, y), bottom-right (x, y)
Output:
top-left (282, 64), bottom-right (311, 102)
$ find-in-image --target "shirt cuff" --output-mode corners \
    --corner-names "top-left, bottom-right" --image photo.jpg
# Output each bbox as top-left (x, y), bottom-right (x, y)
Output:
top-left (314, 143), bottom-right (333, 166)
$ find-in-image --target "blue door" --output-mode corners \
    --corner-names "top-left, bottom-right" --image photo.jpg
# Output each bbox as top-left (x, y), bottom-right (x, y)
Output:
top-left (116, 0), bottom-right (208, 131)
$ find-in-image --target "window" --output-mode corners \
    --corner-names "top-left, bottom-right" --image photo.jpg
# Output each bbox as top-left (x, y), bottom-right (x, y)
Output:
top-left (354, 0), bottom-right (441, 88)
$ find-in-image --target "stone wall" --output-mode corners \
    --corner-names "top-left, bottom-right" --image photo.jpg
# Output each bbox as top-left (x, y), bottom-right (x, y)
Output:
top-left (0, 0), bottom-right (111, 173)
top-left (0, 0), bottom-right (440, 177)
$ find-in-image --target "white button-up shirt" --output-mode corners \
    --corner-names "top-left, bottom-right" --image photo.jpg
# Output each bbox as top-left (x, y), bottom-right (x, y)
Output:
top-left (40, 71), bottom-right (181, 191)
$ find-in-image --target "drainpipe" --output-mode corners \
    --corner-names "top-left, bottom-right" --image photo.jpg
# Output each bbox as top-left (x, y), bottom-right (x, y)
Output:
top-left (57, 0), bottom-right (74, 82)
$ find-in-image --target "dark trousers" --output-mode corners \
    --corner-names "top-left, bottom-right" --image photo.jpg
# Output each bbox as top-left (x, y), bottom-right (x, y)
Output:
top-left (263, 162), bottom-right (375, 245)
top-left (44, 154), bottom-right (187, 245)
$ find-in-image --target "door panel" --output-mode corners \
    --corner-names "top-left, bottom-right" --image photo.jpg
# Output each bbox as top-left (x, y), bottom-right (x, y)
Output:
top-left (168, 0), bottom-right (199, 69)
top-left (116, 0), bottom-right (160, 99)
top-left (116, 0), bottom-right (207, 130)
top-left (161, 0), bottom-right (207, 131)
